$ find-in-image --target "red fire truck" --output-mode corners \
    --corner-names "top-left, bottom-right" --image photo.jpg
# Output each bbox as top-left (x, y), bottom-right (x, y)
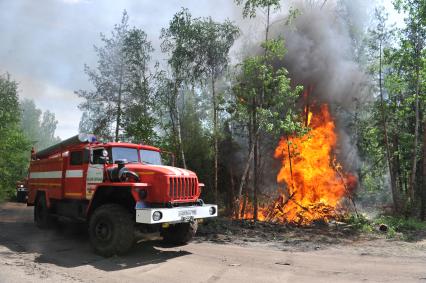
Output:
top-left (26, 134), bottom-right (217, 256)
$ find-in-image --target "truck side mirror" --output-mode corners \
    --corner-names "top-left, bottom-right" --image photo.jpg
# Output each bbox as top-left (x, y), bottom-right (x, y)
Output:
top-left (99, 157), bottom-right (109, 164)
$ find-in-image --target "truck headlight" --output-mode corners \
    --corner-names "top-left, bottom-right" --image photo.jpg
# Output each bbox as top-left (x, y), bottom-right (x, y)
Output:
top-left (152, 211), bottom-right (162, 221)
top-left (209, 206), bottom-right (216, 215)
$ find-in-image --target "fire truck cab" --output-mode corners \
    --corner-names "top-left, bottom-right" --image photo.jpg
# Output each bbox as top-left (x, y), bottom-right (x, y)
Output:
top-left (26, 134), bottom-right (217, 256)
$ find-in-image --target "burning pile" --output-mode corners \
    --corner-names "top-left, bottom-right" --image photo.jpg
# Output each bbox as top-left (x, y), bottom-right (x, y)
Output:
top-left (235, 3), bottom-right (366, 225)
top-left (240, 103), bottom-right (357, 225)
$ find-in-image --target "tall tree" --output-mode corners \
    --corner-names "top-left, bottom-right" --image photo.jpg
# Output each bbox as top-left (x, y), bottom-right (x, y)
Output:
top-left (233, 39), bottom-right (304, 220)
top-left (20, 99), bottom-right (60, 150)
top-left (39, 110), bottom-right (61, 149)
top-left (160, 8), bottom-right (199, 168)
top-left (394, 0), bottom-right (426, 207)
top-left (235, 0), bottom-right (281, 219)
top-left (121, 28), bottom-right (157, 144)
top-left (20, 99), bottom-right (41, 145)
top-left (0, 74), bottom-right (30, 200)
top-left (77, 10), bottom-right (156, 142)
top-left (191, 17), bottom-right (239, 203)
top-left (367, 8), bottom-right (402, 212)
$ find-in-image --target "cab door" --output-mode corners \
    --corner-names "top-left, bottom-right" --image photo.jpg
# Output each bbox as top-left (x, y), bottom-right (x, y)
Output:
top-left (63, 150), bottom-right (87, 199)
top-left (86, 148), bottom-right (105, 200)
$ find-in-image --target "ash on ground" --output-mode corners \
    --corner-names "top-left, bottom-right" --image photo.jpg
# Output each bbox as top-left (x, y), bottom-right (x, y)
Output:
top-left (196, 217), bottom-right (378, 252)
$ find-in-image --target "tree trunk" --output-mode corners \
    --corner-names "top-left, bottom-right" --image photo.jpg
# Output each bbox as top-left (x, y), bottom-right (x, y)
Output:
top-left (240, 169), bottom-right (251, 219)
top-left (252, 96), bottom-right (259, 221)
top-left (229, 167), bottom-right (235, 216)
top-left (236, 105), bottom-right (255, 217)
top-left (174, 81), bottom-right (186, 169)
top-left (212, 76), bottom-right (218, 204)
top-left (253, 133), bottom-right (258, 221)
top-left (252, 4), bottom-right (271, 221)
top-left (241, 185), bottom-right (248, 219)
top-left (175, 102), bottom-right (186, 169)
top-left (235, 142), bottom-right (254, 217)
top-left (409, 62), bottom-right (420, 205)
top-left (421, 120), bottom-right (426, 220)
top-left (378, 40), bottom-right (401, 213)
top-left (115, 70), bottom-right (123, 142)
top-left (115, 93), bottom-right (121, 142)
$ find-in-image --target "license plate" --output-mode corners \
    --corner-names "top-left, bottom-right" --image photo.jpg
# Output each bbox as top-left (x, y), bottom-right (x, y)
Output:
top-left (178, 209), bottom-right (196, 217)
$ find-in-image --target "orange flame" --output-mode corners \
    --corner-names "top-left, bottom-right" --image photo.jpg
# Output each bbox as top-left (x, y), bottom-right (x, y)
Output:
top-left (238, 104), bottom-right (357, 225)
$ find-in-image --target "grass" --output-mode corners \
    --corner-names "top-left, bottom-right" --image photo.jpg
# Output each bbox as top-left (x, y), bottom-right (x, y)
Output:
top-left (373, 215), bottom-right (426, 231)
top-left (344, 214), bottom-right (374, 233)
top-left (345, 213), bottom-right (426, 239)
top-left (373, 215), bottom-right (426, 239)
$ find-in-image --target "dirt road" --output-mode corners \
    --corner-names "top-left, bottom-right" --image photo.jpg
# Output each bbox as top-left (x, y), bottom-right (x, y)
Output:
top-left (0, 202), bottom-right (425, 283)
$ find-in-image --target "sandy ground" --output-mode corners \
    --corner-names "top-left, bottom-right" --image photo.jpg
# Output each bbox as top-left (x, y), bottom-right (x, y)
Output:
top-left (0, 202), bottom-right (426, 283)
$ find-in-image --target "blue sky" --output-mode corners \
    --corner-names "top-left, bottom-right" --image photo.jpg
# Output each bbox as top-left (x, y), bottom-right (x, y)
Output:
top-left (0, 0), bottom-right (402, 139)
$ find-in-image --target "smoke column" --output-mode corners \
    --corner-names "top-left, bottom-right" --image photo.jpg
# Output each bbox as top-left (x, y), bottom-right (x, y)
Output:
top-left (268, 0), bottom-right (371, 173)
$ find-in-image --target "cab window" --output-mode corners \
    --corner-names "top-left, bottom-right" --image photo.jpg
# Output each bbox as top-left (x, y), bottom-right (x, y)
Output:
top-left (70, 151), bottom-right (83, 165)
top-left (140, 150), bottom-right (162, 165)
top-left (92, 148), bottom-right (105, 164)
top-left (109, 147), bottom-right (139, 163)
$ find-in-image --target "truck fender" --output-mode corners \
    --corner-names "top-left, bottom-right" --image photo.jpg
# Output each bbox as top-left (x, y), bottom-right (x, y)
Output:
top-left (86, 183), bottom-right (151, 218)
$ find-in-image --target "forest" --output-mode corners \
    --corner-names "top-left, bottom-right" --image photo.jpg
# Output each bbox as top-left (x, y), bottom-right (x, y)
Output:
top-left (1, 0), bottom-right (425, 223)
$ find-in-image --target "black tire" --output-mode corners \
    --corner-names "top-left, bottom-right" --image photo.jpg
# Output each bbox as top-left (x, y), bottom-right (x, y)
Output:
top-left (34, 194), bottom-right (52, 229)
top-left (88, 204), bottom-right (135, 257)
top-left (162, 221), bottom-right (198, 245)
top-left (16, 191), bottom-right (25, 203)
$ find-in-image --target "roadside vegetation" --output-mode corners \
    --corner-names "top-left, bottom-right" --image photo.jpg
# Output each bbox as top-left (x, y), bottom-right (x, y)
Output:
top-left (0, 0), bottom-right (425, 225)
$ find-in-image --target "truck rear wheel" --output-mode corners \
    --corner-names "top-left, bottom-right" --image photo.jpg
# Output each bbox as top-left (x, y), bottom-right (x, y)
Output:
top-left (162, 221), bottom-right (198, 245)
top-left (88, 204), bottom-right (135, 257)
top-left (34, 194), bottom-right (52, 229)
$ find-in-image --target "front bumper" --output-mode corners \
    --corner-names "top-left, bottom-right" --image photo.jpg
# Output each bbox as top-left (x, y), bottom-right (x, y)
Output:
top-left (136, 204), bottom-right (218, 224)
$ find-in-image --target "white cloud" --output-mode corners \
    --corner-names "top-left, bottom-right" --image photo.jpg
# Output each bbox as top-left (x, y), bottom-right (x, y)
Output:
top-left (61, 0), bottom-right (85, 4)
top-left (0, 0), bottom-right (238, 141)
top-left (9, 73), bottom-right (83, 140)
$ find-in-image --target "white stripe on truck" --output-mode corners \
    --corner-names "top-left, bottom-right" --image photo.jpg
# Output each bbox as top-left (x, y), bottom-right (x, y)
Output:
top-left (65, 170), bottom-right (83, 178)
top-left (30, 170), bottom-right (84, 179)
top-left (30, 171), bottom-right (62, 179)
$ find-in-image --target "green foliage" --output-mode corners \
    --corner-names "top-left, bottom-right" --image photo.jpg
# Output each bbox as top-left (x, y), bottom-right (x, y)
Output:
top-left (345, 214), bottom-right (426, 238)
top-left (77, 10), bottom-right (156, 142)
top-left (20, 99), bottom-right (60, 150)
top-left (180, 94), bottom-right (213, 193)
top-left (374, 215), bottom-right (426, 232)
top-left (345, 214), bottom-right (374, 233)
top-left (233, 38), bottom-right (304, 138)
top-left (356, 0), bottom-right (426, 217)
top-left (0, 74), bottom-right (31, 201)
top-left (122, 28), bottom-right (157, 144)
top-left (160, 8), bottom-right (197, 83)
top-left (234, 0), bottom-right (281, 18)
top-left (190, 17), bottom-right (239, 80)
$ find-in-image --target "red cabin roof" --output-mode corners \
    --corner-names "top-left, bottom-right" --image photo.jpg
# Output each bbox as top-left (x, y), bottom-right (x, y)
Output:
top-left (102, 142), bottom-right (160, 152)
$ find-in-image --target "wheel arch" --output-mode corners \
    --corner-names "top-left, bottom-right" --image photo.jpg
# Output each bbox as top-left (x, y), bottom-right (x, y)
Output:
top-left (86, 186), bottom-right (136, 218)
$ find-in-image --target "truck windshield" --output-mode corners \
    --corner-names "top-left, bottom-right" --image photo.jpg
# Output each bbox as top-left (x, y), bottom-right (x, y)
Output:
top-left (140, 150), bottom-right (162, 165)
top-left (110, 147), bottom-right (139, 163)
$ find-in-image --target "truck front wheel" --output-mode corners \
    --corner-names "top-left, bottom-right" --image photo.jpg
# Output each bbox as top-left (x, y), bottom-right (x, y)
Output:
top-left (162, 221), bottom-right (198, 245)
top-left (88, 204), bottom-right (135, 257)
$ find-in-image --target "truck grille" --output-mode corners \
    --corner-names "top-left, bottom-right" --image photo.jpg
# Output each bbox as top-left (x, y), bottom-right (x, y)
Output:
top-left (169, 177), bottom-right (198, 200)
